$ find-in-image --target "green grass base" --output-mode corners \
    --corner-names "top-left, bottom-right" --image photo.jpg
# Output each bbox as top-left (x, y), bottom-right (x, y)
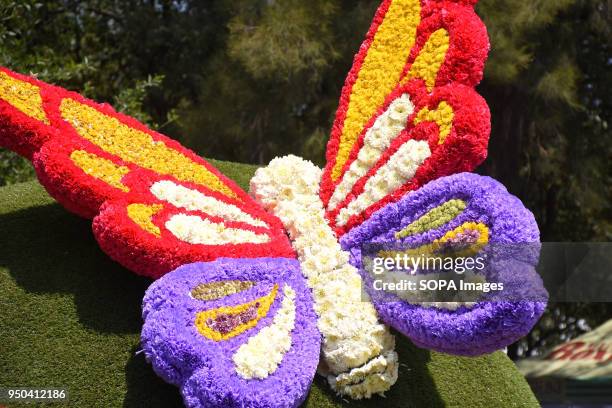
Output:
top-left (0, 160), bottom-right (539, 407)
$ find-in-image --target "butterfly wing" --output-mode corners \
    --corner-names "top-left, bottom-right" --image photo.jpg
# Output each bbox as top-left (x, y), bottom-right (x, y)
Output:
top-left (316, 0), bottom-right (543, 356)
top-left (0, 67), bottom-right (294, 278)
top-left (340, 173), bottom-right (548, 355)
top-left (321, 0), bottom-right (490, 236)
top-left (0, 67), bottom-right (322, 405)
top-left (141, 257), bottom-right (320, 407)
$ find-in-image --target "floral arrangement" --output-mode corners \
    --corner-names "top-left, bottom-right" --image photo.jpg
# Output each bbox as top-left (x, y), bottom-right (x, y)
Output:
top-left (141, 258), bottom-right (320, 407)
top-left (0, 0), bottom-right (548, 407)
top-left (341, 172), bottom-right (548, 355)
top-left (0, 66), bottom-right (294, 278)
top-left (319, 0), bottom-right (491, 235)
top-left (250, 155), bottom-right (398, 398)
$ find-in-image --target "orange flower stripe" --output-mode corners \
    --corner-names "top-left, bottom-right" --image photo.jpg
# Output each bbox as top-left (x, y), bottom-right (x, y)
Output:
top-left (70, 150), bottom-right (130, 192)
top-left (195, 284), bottom-right (279, 342)
top-left (414, 101), bottom-right (454, 144)
top-left (126, 203), bottom-right (164, 237)
top-left (0, 71), bottom-right (48, 124)
top-left (60, 98), bottom-right (236, 199)
top-left (404, 28), bottom-right (450, 91)
top-left (331, 0), bottom-right (421, 181)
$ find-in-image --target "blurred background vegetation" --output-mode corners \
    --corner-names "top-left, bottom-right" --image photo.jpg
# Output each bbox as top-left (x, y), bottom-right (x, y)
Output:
top-left (0, 0), bottom-right (610, 359)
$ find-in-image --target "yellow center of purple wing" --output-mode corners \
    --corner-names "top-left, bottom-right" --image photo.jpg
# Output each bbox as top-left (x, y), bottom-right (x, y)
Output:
top-left (195, 284), bottom-right (279, 341)
top-left (381, 221), bottom-right (490, 260)
top-left (432, 221), bottom-right (490, 257)
top-left (437, 221), bottom-right (489, 245)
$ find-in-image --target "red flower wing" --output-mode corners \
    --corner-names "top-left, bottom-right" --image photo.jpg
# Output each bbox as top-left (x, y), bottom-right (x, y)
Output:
top-left (0, 67), bottom-right (294, 278)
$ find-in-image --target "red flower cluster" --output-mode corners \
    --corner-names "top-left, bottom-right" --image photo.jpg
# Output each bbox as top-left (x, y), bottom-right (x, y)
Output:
top-left (320, 0), bottom-right (491, 236)
top-left (0, 67), bottom-right (294, 279)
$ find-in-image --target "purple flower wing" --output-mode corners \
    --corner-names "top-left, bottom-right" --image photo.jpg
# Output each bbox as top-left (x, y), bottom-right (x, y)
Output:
top-left (141, 257), bottom-right (320, 408)
top-left (341, 173), bottom-right (548, 356)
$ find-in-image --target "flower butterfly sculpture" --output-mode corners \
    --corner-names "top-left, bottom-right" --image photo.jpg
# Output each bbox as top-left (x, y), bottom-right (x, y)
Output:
top-left (0, 0), bottom-right (547, 407)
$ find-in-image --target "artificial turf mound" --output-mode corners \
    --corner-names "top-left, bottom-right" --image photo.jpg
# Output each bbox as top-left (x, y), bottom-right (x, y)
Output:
top-left (0, 159), bottom-right (539, 407)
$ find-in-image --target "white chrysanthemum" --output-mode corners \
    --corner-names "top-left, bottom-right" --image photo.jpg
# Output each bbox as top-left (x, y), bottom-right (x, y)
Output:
top-left (328, 351), bottom-right (399, 399)
top-left (165, 214), bottom-right (269, 245)
top-left (364, 129), bottom-right (388, 151)
top-left (233, 285), bottom-right (297, 379)
top-left (150, 180), bottom-right (267, 227)
top-left (335, 139), bottom-right (431, 226)
top-left (250, 155), bottom-right (398, 399)
top-left (357, 147), bottom-right (379, 167)
top-left (251, 155), bottom-right (321, 204)
top-left (327, 93), bottom-right (414, 212)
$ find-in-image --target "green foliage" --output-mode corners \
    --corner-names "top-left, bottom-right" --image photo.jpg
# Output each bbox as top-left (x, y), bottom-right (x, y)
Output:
top-left (113, 74), bottom-right (179, 129)
top-left (477, 0), bottom-right (576, 84)
top-left (227, 0), bottom-right (339, 82)
top-left (0, 151), bottom-right (35, 186)
top-left (179, 0), bottom-right (376, 165)
top-left (476, 0), bottom-right (610, 243)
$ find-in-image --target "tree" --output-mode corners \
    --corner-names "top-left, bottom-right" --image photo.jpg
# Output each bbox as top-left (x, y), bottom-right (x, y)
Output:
top-left (0, 0), bottom-right (225, 184)
top-left (177, 0), bottom-right (378, 165)
top-left (476, 0), bottom-right (611, 358)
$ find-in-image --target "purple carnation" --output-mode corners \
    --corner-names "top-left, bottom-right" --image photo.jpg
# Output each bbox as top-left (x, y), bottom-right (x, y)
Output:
top-left (341, 172), bottom-right (547, 356)
top-left (141, 257), bottom-right (320, 407)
